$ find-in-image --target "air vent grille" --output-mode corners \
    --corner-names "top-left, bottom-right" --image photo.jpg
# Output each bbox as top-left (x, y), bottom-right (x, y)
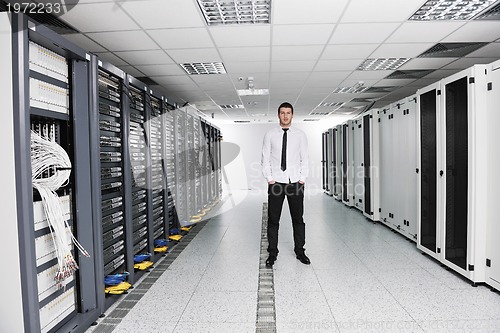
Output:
top-left (385, 70), bottom-right (434, 79)
top-left (180, 62), bottom-right (227, 75)
top-left (418, 43), bottom-right (487, 57)
top-left (476, 2), bottom-right (500, 19)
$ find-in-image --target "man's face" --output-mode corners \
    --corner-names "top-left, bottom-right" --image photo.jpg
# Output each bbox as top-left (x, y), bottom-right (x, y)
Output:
top-left (278, 107), bottom-right (293, 127)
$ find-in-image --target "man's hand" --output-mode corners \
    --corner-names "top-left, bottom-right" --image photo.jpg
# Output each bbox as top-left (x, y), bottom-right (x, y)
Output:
top-left (298, 180), bottom-right (305, 184)
top-left (268, 180), bottom-right (276, 184)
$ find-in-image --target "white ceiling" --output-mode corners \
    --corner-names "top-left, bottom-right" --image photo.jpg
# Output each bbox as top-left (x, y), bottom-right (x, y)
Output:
top-left (57, 0), bottom-right (500, 124)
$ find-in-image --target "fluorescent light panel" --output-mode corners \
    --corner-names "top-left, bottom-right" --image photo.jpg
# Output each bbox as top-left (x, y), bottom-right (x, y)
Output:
top-left (197, 0), bottom-right (271, 25)
top-left (410, 0), bottom-right (496, 20)
top-left (219, 104), bottom-right (244, 109)
top-left (357, 58), bottom-right (410, 71)
top-left (180, 62), bottom-right (227, 75)
top-left (331, 86), bottom-right (369, 94)
top-left (237, 88), bottom-right (269, 96)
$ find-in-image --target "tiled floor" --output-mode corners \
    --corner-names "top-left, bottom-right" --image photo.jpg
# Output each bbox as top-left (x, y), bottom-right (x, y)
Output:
top-left (89, 190), bottom-right (500, 333)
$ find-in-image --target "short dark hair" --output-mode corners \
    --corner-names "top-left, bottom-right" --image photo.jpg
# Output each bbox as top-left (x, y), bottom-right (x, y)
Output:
top-left (278, 102), bottom-right (294, 114)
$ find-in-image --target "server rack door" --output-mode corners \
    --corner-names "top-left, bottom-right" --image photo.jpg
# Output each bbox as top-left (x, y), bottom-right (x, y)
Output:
top-left (353, 119), bottom-right (364, 211)
top-left (443, 76), bottom-right (469, 270)
top-left (486, 62), bottom-right (500, 290)
top-left (327, 128), bottom-right (335, 196)
top-left (331, 128), bottom-right (338, 197)
top-left (391, 102), bottom-right (404, 233)
top-left (405, 97), bottom-right (418, 239)
top-left (417, 85), bottom-right (439, 256)
top-left (322, 132), bottom-right (328, 191)
top-left (334, 125), bottom-right (343, 200)
top-left (342, 124), bottom-right (349, 203)
top-left (363, 113), bottom-right (372, 217)
top-left (378, 109), bottom-right (391, 224)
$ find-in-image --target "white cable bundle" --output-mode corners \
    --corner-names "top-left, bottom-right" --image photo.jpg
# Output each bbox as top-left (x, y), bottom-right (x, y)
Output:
top-left (31, 130), bottom-right (89, 287)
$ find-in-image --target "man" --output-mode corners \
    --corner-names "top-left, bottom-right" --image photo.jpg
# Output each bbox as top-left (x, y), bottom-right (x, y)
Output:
top-left (261, 102), bottom-right (310, 268)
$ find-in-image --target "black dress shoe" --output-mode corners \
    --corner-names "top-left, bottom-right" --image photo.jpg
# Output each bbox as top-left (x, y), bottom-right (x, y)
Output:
top-left (296, 253), bottom-right (311, 265)
top-left (266, 255), bottom-right (277, 268)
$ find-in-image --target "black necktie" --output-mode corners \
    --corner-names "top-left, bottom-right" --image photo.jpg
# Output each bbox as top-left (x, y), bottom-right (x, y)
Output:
top-left (281, 128), bottom-right (288, 171)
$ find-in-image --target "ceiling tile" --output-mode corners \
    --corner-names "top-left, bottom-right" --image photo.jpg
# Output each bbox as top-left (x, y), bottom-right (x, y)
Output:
top-left (341, 0), bottom-right (424, 23)
top-left (86, 31), bottom-right (159, 51)
top-left (272, 45), bottom-right (324, 61)
top-left (271, 60), bottom-right (316, 72)
top-left (273, 24), bottom-right (335, 46)
top-left (114, 50), bottom-right (174, 65)
top-left (386, 22), bottom-right (466, 43)
top-left (376, 78), bottom-right (417, 87)
top-left (166, 48), bottom-right (222, 63)
top-left (443, 22), bottom-right (500, 43)
top-left (135, 64), bottom-right (186, 76)
top-left (314, 59), bottom-right (363, 72)
top-left (399, 58), bottom-right (458, 70)
top-left (224, 61), bottom-right (270, 73)
top-left (210, 26), bottom-right (271, 47)
top-left (370, 43), bottom-right (435, 58)
top-left (330, 23), bottom-right (400, 44)
top-left (60, 3), bottom-right (139, 32)
top-left (272, 0), bottom-right (349, 24)
top-left (321, 44), bottom-right (379, 60)
top-left (307, 72), bottom-right (351, 85)
top-left (270, 72), bottom-right (310, 81)
top-left (121, 0), bottom-right (205, 29)
top-left (219, 47), bottom-right (270, 62)
top-left (149, 28), bottom-right (214, 49)
top-left (63, 33), bottom-right (106, 52)
top-left (153, 75), bottom-right (196, 86)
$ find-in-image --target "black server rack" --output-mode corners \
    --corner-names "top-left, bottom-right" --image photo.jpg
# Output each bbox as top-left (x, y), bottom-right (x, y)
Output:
top-left (93, 61), bottom-right (130, 309)
top-left (126, 79), bottom-right (151, 264)
top-left (10, 13), bottom-right (99, 333)
top-left (148, 93), bottom-right (168, 256)
top-left (163, 104), bottom-right (179, 233)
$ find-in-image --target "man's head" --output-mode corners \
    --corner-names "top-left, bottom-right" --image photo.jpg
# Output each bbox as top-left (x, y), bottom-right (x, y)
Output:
top-left (278, 102), bottom-right (293, 128)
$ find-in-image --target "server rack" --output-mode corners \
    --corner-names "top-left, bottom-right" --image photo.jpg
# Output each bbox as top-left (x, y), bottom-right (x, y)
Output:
top-left (341, 120), bottom-right (354, 207)
top-left (361, 109), bottom-right (380, 222)
top-left (485, 59), bottom-right (500, 291)
top-left (378, 96), bottom-right (417, 240)
top-left (352, 116), bottom-right (364, 212)
top-left (8, 13), bottom-right (100, 333)
top-left (163, 103), bottom-right (179, 232)
top-left (321, 131), bottom-right (329, 193)
top-left (91, 58), bottom-right (131, 310)
top-left (326, 128), bottom-right (335, 196)
top-left (148, 90), bottom-right (169, 257)
top-left (173, 109), bottom-right (188, 225)
top-left (333, 125), bottom-right (343, 200)
top-left (417, 65), bottom-right (489, 284)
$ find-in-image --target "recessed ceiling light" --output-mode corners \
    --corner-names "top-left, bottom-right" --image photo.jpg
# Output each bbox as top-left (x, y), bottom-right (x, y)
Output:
top-left (180, 62), bottom-right (227, 75)
top-left (409, 0), bottom-right (496, 20)
top-left (196, 0), bottom-right (271, 25)
top-left (237, 88), bottom-right (269, 96)
top-left (357, 58), bottom-right (410, 71)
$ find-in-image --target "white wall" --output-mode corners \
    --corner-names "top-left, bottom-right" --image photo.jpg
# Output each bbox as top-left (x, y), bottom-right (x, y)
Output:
top-left (218, 119), bottom-right (349, 193)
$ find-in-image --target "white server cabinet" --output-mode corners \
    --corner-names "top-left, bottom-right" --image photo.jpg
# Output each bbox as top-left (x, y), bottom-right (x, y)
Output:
top-left (326, 128), bottom-right (335, 196)
top-left (378, 105), bottom-right (394, 228)
top-left (485, 60), bottom-right (500, 291)
top-left (341, 121), bottom-right (354, 207)
top-left (352, 116), bottom-right (364, 212)
top-left (321, 131), bottom-right (328, 193)
top-left (417, 65), bottom-right (489, 284)
top-left (378, 96), bottom-right (418, 240)
top-left (417, 81), bottom-right (441, 261)
top-left (361, 110), bottom-right (380, 222)
top-left (333, 125), bottom-right (343, 200)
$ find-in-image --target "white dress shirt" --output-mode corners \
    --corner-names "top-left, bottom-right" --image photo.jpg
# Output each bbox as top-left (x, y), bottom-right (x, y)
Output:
top-left (262, 125), bottom-right (309, 184)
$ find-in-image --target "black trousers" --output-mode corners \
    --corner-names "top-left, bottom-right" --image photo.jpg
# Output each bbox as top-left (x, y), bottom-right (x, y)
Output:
top-left (267, 182), bottom-right (305, 257)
